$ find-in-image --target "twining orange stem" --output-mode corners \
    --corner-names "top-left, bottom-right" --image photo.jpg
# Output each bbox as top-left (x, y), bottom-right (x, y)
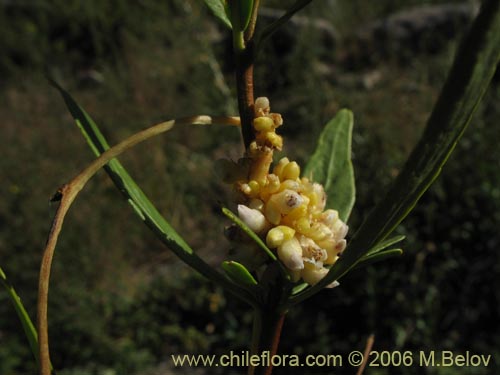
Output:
top-left (36, 116), bottom-right (240, 375)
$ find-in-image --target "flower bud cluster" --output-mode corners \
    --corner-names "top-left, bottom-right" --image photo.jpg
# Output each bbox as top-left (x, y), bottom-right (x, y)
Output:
top-left (228, 98), bottom-right (348, 286)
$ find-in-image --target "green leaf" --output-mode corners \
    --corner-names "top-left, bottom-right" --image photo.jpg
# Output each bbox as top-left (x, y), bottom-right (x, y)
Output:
top-left (291, 282), bottom-right (308, 295)
top-left (287, 0), bottom-right (500, 308)
top-left (49, 81), bottom-right (190, 252)
top-left (330, 0), bottom-right (500, 278)
top-left (304, 109), bottom-right (355, 222)
top-left (364, 234), bottom-right (405, 258)
top-left (0, 267), bottom-right (42, 367)
top-left (222, 260), bottom-right (258, 286)
top-left (204, 0), bottom-right (232, 29)
top-left (51, 81), bottom-right (258, 307)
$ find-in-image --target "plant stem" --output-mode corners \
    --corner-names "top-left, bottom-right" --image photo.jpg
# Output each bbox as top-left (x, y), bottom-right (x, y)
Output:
top-left (235, 48), bottom-right (255, 149)
top-left (233, 0), bottom-right (259, 149)
top-left (248, 267), bottom-right (289, 375)
top-left (249, 308), bottom-right (263, 363)
top-left (248, 307), bottom-right (286, 375)
top-left (233, 4), bottom-right (286, 374)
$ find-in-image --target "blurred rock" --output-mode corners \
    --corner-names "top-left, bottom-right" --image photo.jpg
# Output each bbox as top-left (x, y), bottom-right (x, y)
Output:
top-left (341, 2), bottom-right (480, 68)
top-left (258, 6), bottom-right (339, 59)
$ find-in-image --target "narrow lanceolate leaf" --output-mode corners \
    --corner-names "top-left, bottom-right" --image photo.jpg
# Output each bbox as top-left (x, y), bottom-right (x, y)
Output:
top-left (222, 260), bottom-right (258, 286)
top-left (1, 267), bottom-right (40, 366)
top-left (288, 0), bottom-right (500, 308)
top-left (364, 234), bottom-right (405, 258)
top-left (51, 81), bottom-right (257, 306)
top-left (291, 282), bottom-right (308, 295)
top-left (304, 109), bottom-right (355, 222)
top-left (50, 80), bottom-right (190, 252)
top-left (204, 0), bottom-right (232, 29)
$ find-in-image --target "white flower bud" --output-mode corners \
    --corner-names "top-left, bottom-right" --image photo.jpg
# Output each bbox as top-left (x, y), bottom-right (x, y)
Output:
top-left (278, 237), bottom-right (304, 271)
top-left (331, 220), bottom-right (348, 240)
top-left (255, 97), bottom-right (270, 115)
top-left (237, 204), bottom-right (268, 233)
top-left (321, 209), bottom-right (339, 226)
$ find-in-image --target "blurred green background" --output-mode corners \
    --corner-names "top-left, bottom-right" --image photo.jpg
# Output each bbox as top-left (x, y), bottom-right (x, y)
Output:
top-left (1, 0), bottom-right (499, 374)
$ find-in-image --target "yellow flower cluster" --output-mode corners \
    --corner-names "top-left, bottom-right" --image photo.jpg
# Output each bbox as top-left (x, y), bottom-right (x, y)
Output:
top-left (230, 97), bottom-right (348, 286)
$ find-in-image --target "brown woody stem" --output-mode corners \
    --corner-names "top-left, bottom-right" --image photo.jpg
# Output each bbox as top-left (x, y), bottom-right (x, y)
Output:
top-left (234, 0), bottom-right (260, 150)
top-left (233, 4), bottom-right (287, 375)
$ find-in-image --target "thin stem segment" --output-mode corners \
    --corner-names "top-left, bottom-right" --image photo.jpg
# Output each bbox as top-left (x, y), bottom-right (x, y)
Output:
top-left (232, 0), bottom-right (259, 150)
top-left (249, 308), bottom-right (286, 375)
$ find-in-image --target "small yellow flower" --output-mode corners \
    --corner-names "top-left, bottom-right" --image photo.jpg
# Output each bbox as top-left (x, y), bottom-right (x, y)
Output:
top-left (266, 225), bottom-right (296, 248)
